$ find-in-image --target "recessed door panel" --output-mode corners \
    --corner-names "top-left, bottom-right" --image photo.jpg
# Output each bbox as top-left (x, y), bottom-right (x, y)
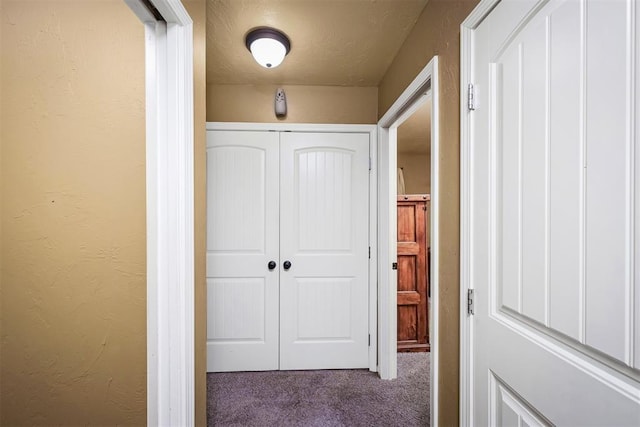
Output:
top-left (296, 149), bottom-right (353, 252)
top-left (295, 277), bottom-right (353, 340)
top-left (207, 145), bottom-right (267, 253)
top-left (207, 278), bottom-right (266, 341)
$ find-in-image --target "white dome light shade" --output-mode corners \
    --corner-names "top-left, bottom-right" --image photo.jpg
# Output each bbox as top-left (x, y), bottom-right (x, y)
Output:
top-left (250, 38), bottom-right (287, 68)
top-left (245, 28), bottom-right (291, 69)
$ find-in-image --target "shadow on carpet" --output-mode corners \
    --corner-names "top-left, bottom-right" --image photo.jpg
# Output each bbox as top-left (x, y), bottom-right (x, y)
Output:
top-left (207, 352), bottom-right (430, 426)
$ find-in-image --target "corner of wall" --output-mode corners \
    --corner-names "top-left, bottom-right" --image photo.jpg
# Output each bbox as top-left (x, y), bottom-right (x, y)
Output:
top-left (375, 0), bottom-right (481, 425)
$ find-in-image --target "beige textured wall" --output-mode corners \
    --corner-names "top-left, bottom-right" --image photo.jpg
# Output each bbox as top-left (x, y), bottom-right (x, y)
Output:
top-left (378, 0), bottom-right (480, 425)
top-left (398, 153), bottom-right (430, 194)
top-left (207, 84), bottom-right (378, 124)
top-left (185, 0), bottom-right (207, 425)
top-left (0, 0), bottom-right (207, 424)
top-left (1, 0), bottom-right (146, 424)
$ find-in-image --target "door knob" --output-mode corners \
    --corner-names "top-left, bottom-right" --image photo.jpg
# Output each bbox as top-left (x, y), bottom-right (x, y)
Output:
top-left (268, 261), bottom-right (277, 270)
top-left (283, 260), bottom-right (292, 270)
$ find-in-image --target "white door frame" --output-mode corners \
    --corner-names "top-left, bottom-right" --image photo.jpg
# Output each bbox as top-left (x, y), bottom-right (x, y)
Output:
top-left (459, 1), bottom-right (501, 426)
top-left (125, 0), bottom-right (195, 425)
top-left (206, 121), bottom-right (379, 373)
top-left (377, 57), bottom-right (440, 425)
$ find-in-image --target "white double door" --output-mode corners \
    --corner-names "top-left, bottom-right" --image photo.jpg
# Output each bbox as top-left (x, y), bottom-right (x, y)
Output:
top-left (206, 129), bottom-right (370, 372)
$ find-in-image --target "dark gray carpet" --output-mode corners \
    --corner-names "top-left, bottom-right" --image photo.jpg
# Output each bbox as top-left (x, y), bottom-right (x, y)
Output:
top-left (207, 353), bottom-right (430, 426)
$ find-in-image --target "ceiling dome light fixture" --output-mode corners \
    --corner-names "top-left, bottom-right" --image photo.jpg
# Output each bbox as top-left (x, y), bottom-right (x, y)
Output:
top-left (245, 27), bottom-right (291, 69)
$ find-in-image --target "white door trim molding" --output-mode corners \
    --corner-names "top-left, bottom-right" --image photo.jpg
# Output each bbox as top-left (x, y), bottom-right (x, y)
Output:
top-left (206, 121), bottom-right (379, 373)
top-left (459, 1), bottom-right (502, 426)
top-left (125, 0), bottom-right (195, 425)
top-left (377, 57), bottom-right (439, 425)
top-left (206, 122), bottom-right (376, 133)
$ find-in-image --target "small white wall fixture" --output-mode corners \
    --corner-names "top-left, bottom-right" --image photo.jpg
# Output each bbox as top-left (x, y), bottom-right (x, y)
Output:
top-left (377, 57), bottom-right (439, 426)
top-left (125, 0), bottom-right (195, 425)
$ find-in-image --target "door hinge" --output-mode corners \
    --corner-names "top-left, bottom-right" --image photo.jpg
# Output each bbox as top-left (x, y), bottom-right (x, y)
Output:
top-left (392, 262), bottom-right (398, 270)
top-left (467, 83), bottom-right (476, 111)
top-left (369, 246), bottom-right (371, 259)
top-left (369, 157), bottom-right (372, 171)
top-left (368, 334), bottom-right (371, 346)
top-left (467, 289), bottom-right (474, 315)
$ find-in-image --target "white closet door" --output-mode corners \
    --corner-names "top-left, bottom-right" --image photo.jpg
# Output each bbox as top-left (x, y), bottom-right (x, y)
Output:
top-left (279, 132), bottom-right (370, 370)
top-left (469, 0), bottom-right (640, 424)
top-left (206, 130), bottom-right (280, 372)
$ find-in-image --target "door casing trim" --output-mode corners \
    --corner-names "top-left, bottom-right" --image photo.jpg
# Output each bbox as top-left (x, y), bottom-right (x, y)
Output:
top-left (126, 0), bottom-right (195, 424)
top-left (377, 56), bottom-right (439, 426)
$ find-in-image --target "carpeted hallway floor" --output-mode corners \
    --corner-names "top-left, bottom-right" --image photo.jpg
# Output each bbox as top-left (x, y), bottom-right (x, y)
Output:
top-left (207, 352), bottom-right (430, 426)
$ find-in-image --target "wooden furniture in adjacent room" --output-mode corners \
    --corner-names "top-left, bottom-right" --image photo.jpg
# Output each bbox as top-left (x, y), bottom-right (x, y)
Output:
top-left (397, 194), bottom-right (430, 352)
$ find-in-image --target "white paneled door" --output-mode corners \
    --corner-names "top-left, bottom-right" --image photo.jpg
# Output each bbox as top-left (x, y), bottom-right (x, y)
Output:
top-left (280, 132), bottom-right (370, 370)
top-left (468, 0), bottom-right (640, 425)
top-left (206, 129), bottom-right (370, 372)
top-left (205, 131), bottom-right (280, 372)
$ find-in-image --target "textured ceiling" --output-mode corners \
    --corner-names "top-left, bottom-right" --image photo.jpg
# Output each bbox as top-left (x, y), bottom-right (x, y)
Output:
top-left (206, 0), bottom-right (429, 86)
top-left (398, 98), bottom-right (431, 154)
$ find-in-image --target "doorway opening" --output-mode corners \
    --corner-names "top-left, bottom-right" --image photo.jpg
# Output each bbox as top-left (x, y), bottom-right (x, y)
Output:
top-left (397, 96), bottom-right (432, 353)
top-left (377, 57), bottom-right (439, 426)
